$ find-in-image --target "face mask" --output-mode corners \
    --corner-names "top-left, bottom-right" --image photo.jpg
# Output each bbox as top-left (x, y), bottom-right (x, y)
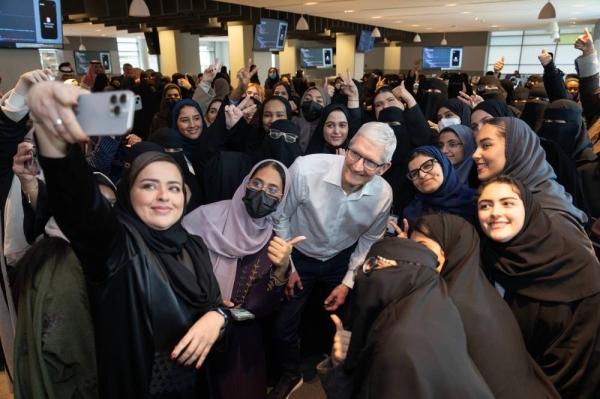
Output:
top-left (335, 83), bottom-right (341, 90)
top-left (242, 188), bottom-right (279, 219)
top-left (167, 98), bottom-right (180, 106)
top-left (300, 100), bottom-right (323, 122)
top-left (269, 73), bottom-right (277, 80)
top-left (438, 117), bottom-right (461, 131)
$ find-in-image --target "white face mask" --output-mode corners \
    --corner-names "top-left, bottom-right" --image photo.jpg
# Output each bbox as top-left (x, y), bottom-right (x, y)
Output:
top-left (438, 117), bottom-right (461, 131)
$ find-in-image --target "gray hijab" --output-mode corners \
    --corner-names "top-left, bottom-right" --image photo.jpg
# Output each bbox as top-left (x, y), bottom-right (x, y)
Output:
top-left (501, 117), bottom-right (587, 224)
top-left (293, 86), bottom-right (331, 153)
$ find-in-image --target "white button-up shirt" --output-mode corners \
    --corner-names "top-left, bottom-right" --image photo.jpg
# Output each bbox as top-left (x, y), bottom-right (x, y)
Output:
top-left (273, 154), bottom-right (393, 288)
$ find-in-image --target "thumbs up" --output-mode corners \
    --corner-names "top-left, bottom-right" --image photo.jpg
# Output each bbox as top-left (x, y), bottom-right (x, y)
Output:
top-left (494, 55), bottom-right (505, 73)
top-left (268, 236), bottom-right (307, 269)
top-left (575, 27), bottom-right (595, 56)
top-left (330, 314), bottom-right (352, 367)
top-left (538, 47), bottom-right (552, 66)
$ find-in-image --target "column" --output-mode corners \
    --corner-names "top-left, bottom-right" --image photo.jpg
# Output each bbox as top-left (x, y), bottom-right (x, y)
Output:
top-left (228, 25), bottom-right (254, 87)
top-left (158, 30), bottom-right (201, 77)
top-left (336, 34), bottom-right (364, 80)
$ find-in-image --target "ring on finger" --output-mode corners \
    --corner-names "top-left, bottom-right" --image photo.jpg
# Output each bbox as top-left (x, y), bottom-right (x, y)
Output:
top-left (53, 118), bottom-right (63, 127)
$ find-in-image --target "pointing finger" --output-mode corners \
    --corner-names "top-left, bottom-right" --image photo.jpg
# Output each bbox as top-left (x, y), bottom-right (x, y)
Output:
top-left (288, 236), bottom-right (307, 246)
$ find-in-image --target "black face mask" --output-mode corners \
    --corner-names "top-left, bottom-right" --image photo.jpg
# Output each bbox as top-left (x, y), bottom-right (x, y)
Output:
top-left (301, 100), bottom-right (323, 122)
top-left (167, 99), bottom-right (180, 108)
top-left (242, 188), bottom-right (279, 219)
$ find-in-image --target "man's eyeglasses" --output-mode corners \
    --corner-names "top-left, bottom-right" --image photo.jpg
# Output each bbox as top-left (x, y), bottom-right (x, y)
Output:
top-left (269, 129), bottom-right (298, 143)
top-left (247, 179), bottom-right (283, 200)
top-left (437, 141), bottom-right (463, 150)
top-left (406, 158), bottom-right (438, 181)
top-left (166, 93), bottom-right (181, 99)
top-left (346, 148), bottom-right (385, 172)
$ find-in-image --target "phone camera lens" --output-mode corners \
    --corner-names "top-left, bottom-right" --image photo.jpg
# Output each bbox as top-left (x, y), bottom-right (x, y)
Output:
top-left (110, 95), bottom-right (117, 104)
top-left (113, 106), bottom-right (121, 116)
top-left (120, 94), bottom-right (127, 104)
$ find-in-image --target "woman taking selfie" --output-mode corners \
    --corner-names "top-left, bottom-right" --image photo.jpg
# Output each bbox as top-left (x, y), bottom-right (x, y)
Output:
top-left (25, 82), bottom-right (227, 399)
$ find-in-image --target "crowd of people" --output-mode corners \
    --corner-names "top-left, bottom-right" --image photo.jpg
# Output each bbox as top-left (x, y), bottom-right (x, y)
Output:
top-left (0, 26), bottom-right (599, 399)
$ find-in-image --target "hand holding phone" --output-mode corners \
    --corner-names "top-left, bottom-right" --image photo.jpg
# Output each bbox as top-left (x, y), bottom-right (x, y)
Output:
top-left (230, 308), bottom-right (255, 321)
top-left (74, 91), bottom-right (136, 136)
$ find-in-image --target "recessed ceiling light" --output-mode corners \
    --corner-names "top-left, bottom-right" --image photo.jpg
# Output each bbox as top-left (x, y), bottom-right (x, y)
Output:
top-left (372, 16), bottom-right (382, 19)
top-left (461, 11), bottom-right (471, 14)
top-left (395, 21), bottom-right (403, 23)
top-left (96, 29), bottom-right (102, 31)
top-left (101, 34), bottom-right (106, 36)
top-left (491, 25), bottom-right (500, 28)
top-left (411, 24), bottom-right (420, 27)
top-left (344, 9), bottom-right (354, 13)
top-left (445, 3), bottom-right (456, 6)
top-left (305, 2), bottom-right (317, 5)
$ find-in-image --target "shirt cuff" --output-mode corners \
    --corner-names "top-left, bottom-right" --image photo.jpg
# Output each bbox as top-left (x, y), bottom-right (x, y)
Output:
top-left (575, 51), bottom-right (599, 78)
top-left (1, 90), bottom-right (29, 122)
top-left (342, 270), bottom-right (355, 289)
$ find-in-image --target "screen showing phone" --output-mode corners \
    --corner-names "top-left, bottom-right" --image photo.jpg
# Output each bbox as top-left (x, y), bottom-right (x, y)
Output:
top-left (386, 215), bottom-right (399, 236)
top-left (39, 1), bottom-right (58, 40)
top-left (324, 50), bottom-right (332, 66)
top-left (451, 50), bottom-right (461, 67)
top-left (277, 25), bottom-right (287, 48)
top-left (230, 308), bottom-right (256, 321)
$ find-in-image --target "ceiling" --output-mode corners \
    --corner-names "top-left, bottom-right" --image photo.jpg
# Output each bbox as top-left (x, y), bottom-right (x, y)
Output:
top-left (62, 0), bottom-right (600, 39)
top-left (220, 0), bottom-right (600, 33)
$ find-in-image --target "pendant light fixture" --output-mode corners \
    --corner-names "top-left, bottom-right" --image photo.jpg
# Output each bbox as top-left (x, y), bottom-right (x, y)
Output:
top-left (296, 1), bottom-right (309, 31)
top-left (441, 32), bottom-right (447, 45)
top-left (129, 0), bottom-right (151, 17)
top-left (78, 37), bottom-right (86, 51)
top-left (538, 0), bottom-right (556, 19)
top-left (372, 27), bottom-right (381, 38)
top-left (414, 33), bottom-right (421, 43)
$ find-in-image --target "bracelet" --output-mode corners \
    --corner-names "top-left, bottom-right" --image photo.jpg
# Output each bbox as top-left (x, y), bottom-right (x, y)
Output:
top-left (211, 307), bottom-right (229, 331)
top-left (22, 184), bottom-right (38, 204)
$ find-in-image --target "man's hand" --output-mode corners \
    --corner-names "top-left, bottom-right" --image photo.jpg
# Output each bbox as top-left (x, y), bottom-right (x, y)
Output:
top-left (285, 271), bottom-right (303, 300)
top-left (324, 284), bottom-right (350, 311)
top-left (575, 27), bottom-right (595, 57)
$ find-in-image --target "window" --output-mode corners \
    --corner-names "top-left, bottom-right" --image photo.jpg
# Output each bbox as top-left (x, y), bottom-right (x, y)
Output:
top-left (117, 38), bottom-right (141, 73)
top-left (485, 27), bottom-right (593, 76)
top-left (199, 45), bottom-right (215, 71)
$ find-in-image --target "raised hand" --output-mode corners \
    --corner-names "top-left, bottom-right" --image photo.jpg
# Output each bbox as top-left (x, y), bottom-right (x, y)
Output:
top-left (324, 77), bottom-right (335, 97)
top-left (13, 140), bottom-right (39, 182)
top-left (237, 58), bottom-right (258, 87)
top-left (224, 95), bottom-right (256, 130)
top-left (538, 48), bottom-right (552, 67)
top-left (457, 90), bottom-right (483, 109)
top-left (201, 58), bottom-right (222, 85)
top-left (389, 218), bottom-right (409, 239)
top-left (330, 314), bottom-right (351, 367)
top-left (493, 55), bottom-right (505, 73)
top-left (339, 68), bottom-right (359, 100)
top-left (575, 27), bottom-right (594, 56)
top-left (375, 76), bottom-right (387, 91)
top-left (268, 235), bottom-right (306, 270)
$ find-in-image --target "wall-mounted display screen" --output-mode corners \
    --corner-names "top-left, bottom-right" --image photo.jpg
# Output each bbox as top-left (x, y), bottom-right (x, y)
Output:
top-left (0, 0), bottom-right (63, 49)
top-left (300, 48), bottom-right (334, 68)
top-left (422, 47), bottom-right (463, 70)
top-left (253, 19), bottom-right (288, 51)
top-left (74, 51), bottom-right (113, 75)
top-left (357, 30), bottom-right (374, 53)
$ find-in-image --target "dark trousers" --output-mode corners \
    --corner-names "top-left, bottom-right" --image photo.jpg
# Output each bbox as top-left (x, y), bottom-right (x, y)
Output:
top-left (273, 245), bottom-right (356, 378)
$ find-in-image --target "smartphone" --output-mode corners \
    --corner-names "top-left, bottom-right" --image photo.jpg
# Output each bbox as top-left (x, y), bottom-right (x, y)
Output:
top-left (230, 308), bottom-right (256, 321)
top-left (101, 54), bottom-right (110, 70)
top-left (385, 214), bottom-right (399, 236)
top-left (324, 50), bottom-right (332, 66)
top-left (39, 1), bottom-right (58, 40)
top-left (451, 50), bottom-right (461, 67)
top-left (134, 95), bottom-right (142, 111)
top-left (74, 91), bottom-right (136, 136)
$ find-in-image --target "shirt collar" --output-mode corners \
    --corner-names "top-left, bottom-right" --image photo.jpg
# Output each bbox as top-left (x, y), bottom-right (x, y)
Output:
top-left (323, 156), bottom-right (376, 197)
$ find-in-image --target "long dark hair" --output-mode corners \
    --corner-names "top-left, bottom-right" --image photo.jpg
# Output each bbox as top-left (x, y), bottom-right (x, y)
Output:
top-left (9, 237), bottom-right (71, 304)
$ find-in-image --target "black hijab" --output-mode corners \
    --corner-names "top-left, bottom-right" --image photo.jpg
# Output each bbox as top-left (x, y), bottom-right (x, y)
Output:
top-left (481, 178), bottom-right (600, 303)
top-left (520, 84), bottom-right (549, 132)
top-left (539, 99), bottom-right (596, 163)
top-left (511, 87), bottom-right (529, 113)
top-left (254, 119), bottom-right (302, 167)
top-left (499, 117), bottom-right (587, 224)
top-left (347, 238), bottom-right (495, 399)
top-left (476, 76), bottom-right (506, 102)
top-left (418, 214), bottom-right (561, 399)
top-left (473, 99), bottom-right (516, 119)
top-left (438, 98), bottom-right (471, 126)
top-left (419, 79), bottom-right (448, 123)
top-left (306, 103), bottom-right (350, 155)
top-left (259, 95), bottom-right (293, 132)
top-left (500, 79), bottom-right (514, 103)
top-left (114, 152), bottom-right (221, 310)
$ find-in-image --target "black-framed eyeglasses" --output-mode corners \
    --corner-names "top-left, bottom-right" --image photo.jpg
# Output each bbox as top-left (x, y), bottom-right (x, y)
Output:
top-left (346, 148), bottom-right (385, 171)
top-left (165, 93), bottom-right (181, 99)
top-left (406, 158), bottom-right (438, 181)
top-left (247, 179), bottom-right (283, 200)
top-left (269, 129), bottom-right (298, 143)
top-left (437, 141), bottom-right (463, 150)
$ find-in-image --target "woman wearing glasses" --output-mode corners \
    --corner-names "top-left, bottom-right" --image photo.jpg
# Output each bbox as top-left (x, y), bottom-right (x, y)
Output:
top-left (437, 125), bottom-right (477, 186)
top-left (183, 159), bottom-right (299, 399)
top-left (403, 146), bottom-right (477, 225)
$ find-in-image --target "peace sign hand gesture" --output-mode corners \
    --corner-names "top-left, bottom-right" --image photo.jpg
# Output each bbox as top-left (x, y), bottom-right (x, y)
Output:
top-left (339, 68), bottom-right (359, 100)
top-left (224, 95), bottom-right (256, 130)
